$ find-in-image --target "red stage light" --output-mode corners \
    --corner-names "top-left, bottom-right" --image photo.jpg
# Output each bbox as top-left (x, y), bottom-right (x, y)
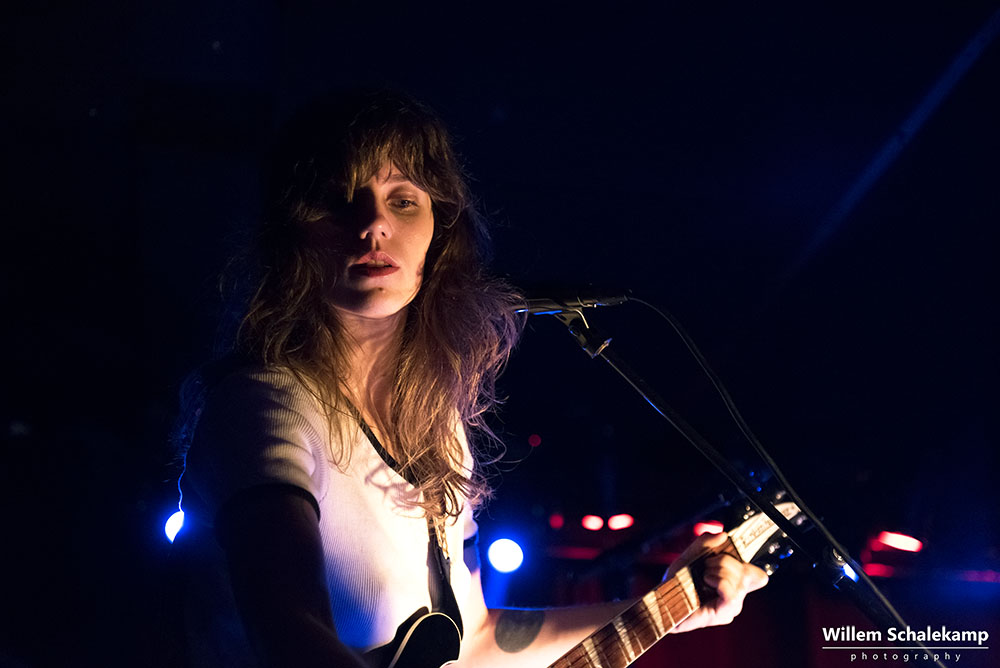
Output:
top-left (581, 515), bottom-right (604, 531)
top-left (548, 512), bottom-right (565, 530)
top-left (607, 514), bottom-right (634, 530)
top-left (863, 563), bottom-right (896, 578)
top-left (876, 531), bottom-right (923, 552)
top-left (693, 521), bottom-right (724, 536)
top-left (528, 434), bottom-right (542, 447)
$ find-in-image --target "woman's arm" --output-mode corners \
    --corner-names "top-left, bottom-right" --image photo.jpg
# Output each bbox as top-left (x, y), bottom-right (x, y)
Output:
top-left (216, 486), bottom-right (368, 668)
top-left (460, 598), bottom-right (637, 668)
top-left (455, 532), bottom-right (768, 667)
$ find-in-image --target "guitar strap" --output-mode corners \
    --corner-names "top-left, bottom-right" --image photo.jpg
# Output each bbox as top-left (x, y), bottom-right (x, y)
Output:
top-left (356, 413), bottom-right (465, 639)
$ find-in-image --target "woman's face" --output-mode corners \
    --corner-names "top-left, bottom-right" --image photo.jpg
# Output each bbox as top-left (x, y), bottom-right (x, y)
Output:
top-left (321, 163), bottom-right (435, 322)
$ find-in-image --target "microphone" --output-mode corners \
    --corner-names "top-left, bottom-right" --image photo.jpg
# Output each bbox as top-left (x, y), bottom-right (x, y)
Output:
top-left (515, 289), bottom-right (629, 315)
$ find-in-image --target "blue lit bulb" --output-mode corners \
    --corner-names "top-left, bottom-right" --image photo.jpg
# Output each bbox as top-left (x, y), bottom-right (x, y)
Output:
top-left (487, 538), bottom-right (524, 573)
top-left (165, 510), bottom-right (185, 543)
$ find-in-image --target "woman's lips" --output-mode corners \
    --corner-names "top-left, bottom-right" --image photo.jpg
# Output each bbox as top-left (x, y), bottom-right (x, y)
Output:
top-left (349, 264), bottom-right (399, 278)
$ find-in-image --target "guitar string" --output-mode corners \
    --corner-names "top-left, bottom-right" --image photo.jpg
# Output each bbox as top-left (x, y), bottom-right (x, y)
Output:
top-left (551, 539), bottom-right (741, 667)
top-left (552, 554), bottom-right (709, 668)
top-left (554, 591), bottom-right (688, 668)
top-left (580, 540), bottom-right (748, 667)
top-left (551, 571), bottom-right (701, 668)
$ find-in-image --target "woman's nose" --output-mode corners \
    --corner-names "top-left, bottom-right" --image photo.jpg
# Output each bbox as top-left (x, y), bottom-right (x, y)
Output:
top-left (354, 190), bottom-right (392, 239)
top-left (358, 200), bottom-right (392, 240)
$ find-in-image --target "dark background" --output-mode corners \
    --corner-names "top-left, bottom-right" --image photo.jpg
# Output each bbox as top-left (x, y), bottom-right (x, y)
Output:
top-left (3, 2), bottom-right (998, 666)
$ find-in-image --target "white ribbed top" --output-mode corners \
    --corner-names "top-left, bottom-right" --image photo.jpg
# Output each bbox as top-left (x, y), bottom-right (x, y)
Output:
top-left (182, 366), bottom-right (476, 662)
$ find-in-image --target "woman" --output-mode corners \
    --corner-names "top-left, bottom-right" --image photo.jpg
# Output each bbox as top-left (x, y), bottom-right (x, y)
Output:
top-left (173, 91), bottom-right (766, 667)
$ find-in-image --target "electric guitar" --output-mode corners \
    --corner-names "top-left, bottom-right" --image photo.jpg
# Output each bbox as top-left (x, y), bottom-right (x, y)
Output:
top-left (363, 606), bottom-right (462, 668)
top-left (365, 495), bottom-right (804, 668)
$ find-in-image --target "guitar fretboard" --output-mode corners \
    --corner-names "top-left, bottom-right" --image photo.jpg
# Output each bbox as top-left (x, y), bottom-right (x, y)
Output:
top-left (547, 566), bottom-right (700, 668)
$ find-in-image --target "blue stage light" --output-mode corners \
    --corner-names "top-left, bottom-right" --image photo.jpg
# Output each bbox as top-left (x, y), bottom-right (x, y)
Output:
top-left (842, 562), bottom-right (859, 582)
top-left (165, 510), bottom-right (185, 543)
top-left (487, 538), bottom-right (524, 573)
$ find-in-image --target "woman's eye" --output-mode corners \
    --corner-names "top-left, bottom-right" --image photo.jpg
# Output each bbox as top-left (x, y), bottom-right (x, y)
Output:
top-left (393, 198), bottom-right (418, 210)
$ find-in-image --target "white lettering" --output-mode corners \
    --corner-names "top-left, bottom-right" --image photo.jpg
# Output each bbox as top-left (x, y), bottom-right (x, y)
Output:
top-left (823, 626), bottom-right (882, 641)
top-left (886, 625), bottom-right (989, 645)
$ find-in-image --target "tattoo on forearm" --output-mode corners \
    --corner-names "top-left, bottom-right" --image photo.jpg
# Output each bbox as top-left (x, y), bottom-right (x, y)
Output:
top-left (495, 609), bottom-right (545, 653)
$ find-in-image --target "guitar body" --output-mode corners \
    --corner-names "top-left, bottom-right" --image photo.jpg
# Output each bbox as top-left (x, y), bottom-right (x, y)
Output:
top-left (364, 607), bottom-right (462, 668)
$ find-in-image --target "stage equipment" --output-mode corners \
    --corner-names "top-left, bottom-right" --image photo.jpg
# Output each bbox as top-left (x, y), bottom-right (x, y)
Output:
top-left (533, 295), bottom-right (950, 667)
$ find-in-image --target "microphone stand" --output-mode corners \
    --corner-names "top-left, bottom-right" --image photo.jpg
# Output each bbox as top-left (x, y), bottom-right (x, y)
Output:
top-left (548, 308), bottom-right (948, 668)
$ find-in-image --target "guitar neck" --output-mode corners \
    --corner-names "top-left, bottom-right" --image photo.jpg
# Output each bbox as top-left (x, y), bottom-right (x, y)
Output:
top-left (547, 565), bottom-right (703, 668)
top-left (547, 498), bottom-right (800, 668)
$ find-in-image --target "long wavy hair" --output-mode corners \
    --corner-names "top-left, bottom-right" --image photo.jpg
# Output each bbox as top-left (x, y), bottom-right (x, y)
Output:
top-left (226, 90), bottom-right (522, 519)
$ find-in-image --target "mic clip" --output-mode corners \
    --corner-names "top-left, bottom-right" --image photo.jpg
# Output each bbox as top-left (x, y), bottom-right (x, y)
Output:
top-left (553, 310), bottom-right (613, 359)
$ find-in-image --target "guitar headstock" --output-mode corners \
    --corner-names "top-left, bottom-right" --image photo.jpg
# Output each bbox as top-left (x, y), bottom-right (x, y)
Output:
top-left (725, 489), bottom-right (808, 576)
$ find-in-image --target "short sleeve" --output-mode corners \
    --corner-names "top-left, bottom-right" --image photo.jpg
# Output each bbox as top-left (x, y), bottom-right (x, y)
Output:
top-left (183, 367), bottom-right (330, 524)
